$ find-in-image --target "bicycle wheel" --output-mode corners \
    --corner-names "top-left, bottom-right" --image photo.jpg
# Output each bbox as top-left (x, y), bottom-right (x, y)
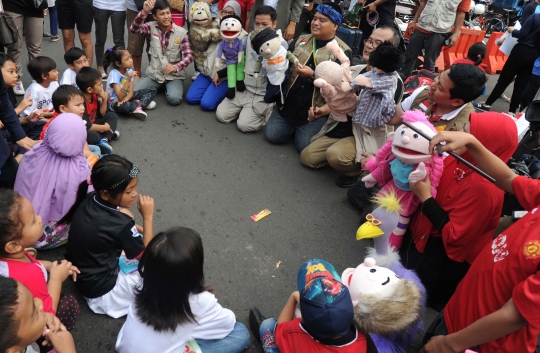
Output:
top-left (488, 18), bottom-right (506, 34)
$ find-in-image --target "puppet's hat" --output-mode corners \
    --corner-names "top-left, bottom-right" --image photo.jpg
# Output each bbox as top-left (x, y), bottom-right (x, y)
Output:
top-left (251, 27), bottom-right (279, 53)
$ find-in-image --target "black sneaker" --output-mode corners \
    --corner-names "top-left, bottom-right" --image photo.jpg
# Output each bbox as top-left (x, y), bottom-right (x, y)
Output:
top-left (335, 174), bottom-right (359, 188)
top-left (249, 308), bottom-right (267, 342)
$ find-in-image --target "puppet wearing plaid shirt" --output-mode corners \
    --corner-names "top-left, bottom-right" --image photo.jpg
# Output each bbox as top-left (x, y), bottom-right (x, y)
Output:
top-left (351, 43), bottom-right (403, 128)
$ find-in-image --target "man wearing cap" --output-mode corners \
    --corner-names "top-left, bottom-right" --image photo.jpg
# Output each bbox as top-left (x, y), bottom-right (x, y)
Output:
top-left (249, 259), bottom-right (375, 352)
top-left (264, 2), bottom-right (352, 153)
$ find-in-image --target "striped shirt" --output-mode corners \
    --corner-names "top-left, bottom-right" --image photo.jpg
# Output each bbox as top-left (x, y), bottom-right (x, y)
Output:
top-left (352, 70), bottom-right (398, 127)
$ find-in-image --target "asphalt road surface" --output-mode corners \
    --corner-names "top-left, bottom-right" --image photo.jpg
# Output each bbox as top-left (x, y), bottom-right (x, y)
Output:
top-left (16, 21), bottom-right (515, 353)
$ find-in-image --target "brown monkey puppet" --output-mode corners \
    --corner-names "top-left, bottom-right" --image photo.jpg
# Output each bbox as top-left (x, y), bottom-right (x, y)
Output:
top-left (188, 1), bottom-right (221, 70)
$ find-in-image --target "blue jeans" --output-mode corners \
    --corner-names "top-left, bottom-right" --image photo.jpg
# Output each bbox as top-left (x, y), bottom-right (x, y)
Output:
top-left (88, 145), bottom-right (101, 157)
top-left (134, 76), bottom-right (184, 106)
top-left (185, 74), bottom-right (228, 111)
top-left (259, 318), bottom-right (280, 353)
top-left (48, 6), bottom-right (58, 36)
top-left (196, 322), bottom-right (250, 353)
top-left (264, 107), bottom-right (327, 153)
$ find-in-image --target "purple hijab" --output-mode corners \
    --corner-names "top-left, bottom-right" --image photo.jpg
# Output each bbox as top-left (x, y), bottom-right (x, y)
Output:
top-left (14, 113), bottom-right (90, 224)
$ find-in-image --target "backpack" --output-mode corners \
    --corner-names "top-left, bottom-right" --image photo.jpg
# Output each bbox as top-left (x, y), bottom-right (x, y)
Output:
top-left (403, 69), bottom-right (437, 97)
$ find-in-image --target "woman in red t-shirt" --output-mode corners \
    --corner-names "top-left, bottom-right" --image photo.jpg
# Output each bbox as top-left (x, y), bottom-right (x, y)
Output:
top-left (420, 129), bottom-right (540, 353)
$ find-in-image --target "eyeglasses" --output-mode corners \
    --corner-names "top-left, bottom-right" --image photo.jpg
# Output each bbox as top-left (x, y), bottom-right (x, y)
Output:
top-left (222, 10), bottom-right (235, 15)
top-left (366, 213), bottom-right (382, 226)
top-left (363, 38), bottom-right (382, 48)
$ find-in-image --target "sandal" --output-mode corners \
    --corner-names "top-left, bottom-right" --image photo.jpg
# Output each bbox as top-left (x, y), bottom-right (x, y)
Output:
top-left (500, 94), bottom-right (511, 103)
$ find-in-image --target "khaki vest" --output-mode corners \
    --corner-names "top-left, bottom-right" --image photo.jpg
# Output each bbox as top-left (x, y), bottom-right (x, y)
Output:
top-left (286, 34), bottom-right (351, 108)
top-left (146, 23), bottom-right (187, 83)
top-left (410, 89), bottom-right (474, 132)
top-left (418, 0), bottom-right (462, 33)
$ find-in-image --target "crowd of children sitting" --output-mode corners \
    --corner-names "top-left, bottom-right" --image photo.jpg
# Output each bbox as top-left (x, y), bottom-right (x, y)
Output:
top-left (2, 0), bottom-right (540, 352)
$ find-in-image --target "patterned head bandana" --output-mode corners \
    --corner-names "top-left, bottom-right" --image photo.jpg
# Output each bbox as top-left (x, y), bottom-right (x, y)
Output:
top-left (316, 4), bottom-right (343, 25)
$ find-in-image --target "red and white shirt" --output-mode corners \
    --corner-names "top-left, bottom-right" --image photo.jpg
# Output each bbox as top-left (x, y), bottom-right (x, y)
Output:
top-left (0, 251), bottom-right (55, 314)
top-left (444, 176), bottom-right (540, 352)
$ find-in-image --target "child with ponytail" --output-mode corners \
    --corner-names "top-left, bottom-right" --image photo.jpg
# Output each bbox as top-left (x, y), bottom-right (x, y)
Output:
top-left (103, 46), bottom-right (157, 121)
top-left (65, 154), bottom-right (155, 318)
top-left (0, 189), bottom-right (81, 333)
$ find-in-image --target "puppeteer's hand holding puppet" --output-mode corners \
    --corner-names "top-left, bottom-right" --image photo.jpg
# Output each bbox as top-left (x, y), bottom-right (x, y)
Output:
top-left (250, 27), bottom-right (299, 104)
top-left (215, 15), bottom-right (246, 99)
top-left (313, 39), bottom-right (357, 122)
top-left (359, 110), bottom-right (444, 250)
top-left (351, 43), bottom-right (403, 128)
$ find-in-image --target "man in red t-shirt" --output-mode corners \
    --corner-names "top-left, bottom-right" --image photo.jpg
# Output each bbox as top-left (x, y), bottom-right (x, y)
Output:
top-left (249, 259), bottom-right (375, 353)
top-left (420, 131), bottom-right (540, 353)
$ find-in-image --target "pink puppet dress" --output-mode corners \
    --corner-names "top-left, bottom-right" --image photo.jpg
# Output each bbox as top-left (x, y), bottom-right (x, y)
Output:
top-left (361, 110), bottom-right (444, 250)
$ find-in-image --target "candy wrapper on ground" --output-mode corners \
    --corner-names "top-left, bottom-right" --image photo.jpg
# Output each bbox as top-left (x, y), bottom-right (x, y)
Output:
top-left (251, 209), bottom-right (271, 222)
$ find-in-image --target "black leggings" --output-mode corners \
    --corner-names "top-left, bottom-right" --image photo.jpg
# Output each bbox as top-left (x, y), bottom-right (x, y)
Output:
top-left (520, 73), bottom-right (540, 110)
top-left (87, 111), bottom-right (119, 144)
top-left (485, 43), bottom-right (540, 112)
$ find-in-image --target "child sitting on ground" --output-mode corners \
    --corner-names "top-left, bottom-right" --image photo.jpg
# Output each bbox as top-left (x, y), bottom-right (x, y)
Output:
top-left (0, 53), bottom-right (46, 161)
top-left (250, 259), bottom-right (375, 353)
top-left (104, 46), bottom-right (157, 120)
top-left (76, 67), bottom-right (120, 148)
top-left (0, 276), bottom-right (77, 353)
top-left (40, 85), bottom-right (108, 156)
top-left (65, 155), bottom-right (155, 318)
top-left (14, 114), bottom-right (91, 250)
top-left (60, 47), bottom-right (90, 87)
top-left (22, 56), bottom-right (59, 119)
top-left (116, 227), bottom-right (250, 352)
top-left (0, 189), bottom-right (81, 333)
top-left (453, 42), bottom-right (486, 70)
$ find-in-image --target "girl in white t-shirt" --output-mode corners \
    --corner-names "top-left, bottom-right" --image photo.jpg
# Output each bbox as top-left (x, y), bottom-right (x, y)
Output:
top-left (116, 227), bottom-right (250, 353)
top-left (103, 46), bottom-right (157, 120)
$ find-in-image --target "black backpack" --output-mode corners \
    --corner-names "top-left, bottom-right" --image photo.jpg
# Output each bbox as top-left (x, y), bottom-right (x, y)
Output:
top-left (402, 69), bottom-right (437, 97)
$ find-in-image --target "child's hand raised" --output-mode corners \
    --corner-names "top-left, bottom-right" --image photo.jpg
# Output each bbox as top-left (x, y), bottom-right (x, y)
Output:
top-left (43, 330), bottom-right (76, 353)
top-left (127, 70), bottom-right (138, 78)
top-left (19, 92), bottom-right (33, 109)
top-left (49, 260), bottom-right (74, 283)
top-left (137, 194), bottom-right (155, 219)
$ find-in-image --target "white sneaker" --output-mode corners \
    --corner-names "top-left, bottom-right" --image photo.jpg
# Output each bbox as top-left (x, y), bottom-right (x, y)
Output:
top-left (191, 71), bottom-right (200, 81)
top-left (145, 101), bottom-right (157, 110)
top-left (14, 81), bottom-right (25, 95)
top-left (132, 107), bottom-right (147, 120)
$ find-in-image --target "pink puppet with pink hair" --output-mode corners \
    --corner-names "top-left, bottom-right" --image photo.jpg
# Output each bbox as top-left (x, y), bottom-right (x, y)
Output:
top-left (361, 110), bottom-right (444, 250)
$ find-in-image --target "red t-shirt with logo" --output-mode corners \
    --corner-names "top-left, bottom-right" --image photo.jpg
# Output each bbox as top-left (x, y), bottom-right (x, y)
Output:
top-left (444, 176), bottom-right (540, 352)
top-left (84, 94), bottom-right (99, 124)
top-left (274, 318), bottom-right (368, 353)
